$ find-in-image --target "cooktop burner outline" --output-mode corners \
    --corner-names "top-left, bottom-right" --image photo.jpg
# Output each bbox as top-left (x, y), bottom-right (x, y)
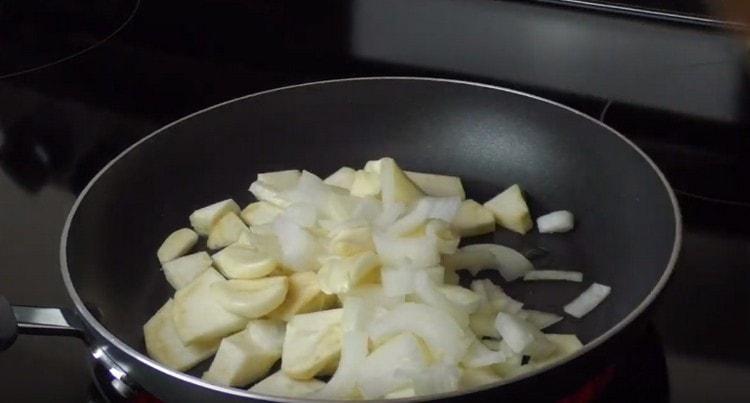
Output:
top-left (0, 0), bottom-right (140, 79)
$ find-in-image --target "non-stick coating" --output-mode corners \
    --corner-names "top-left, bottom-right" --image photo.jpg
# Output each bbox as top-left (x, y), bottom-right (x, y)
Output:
top-left (64, 78), bottom-right (677, 394)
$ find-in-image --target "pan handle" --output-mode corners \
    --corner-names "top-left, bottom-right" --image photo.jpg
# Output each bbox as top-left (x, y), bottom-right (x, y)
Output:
top-left (0, 295), bottom-right (85, 351)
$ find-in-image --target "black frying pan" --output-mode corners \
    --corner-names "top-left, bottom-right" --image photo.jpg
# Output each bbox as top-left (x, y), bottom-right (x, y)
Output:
top-left (1, 77), bottom-right (680, 402)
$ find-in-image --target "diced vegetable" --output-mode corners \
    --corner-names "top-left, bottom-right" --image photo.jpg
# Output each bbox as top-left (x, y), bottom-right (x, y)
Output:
top-left (257, 169), bottom-right (301, 190)
top-left (172, 269), bottom-right (249, 344)
top-left (272, 216), bottom-right (321, 272)
top-left (317, 251), bottom-right (380, 295)
top-left (350, 170), bottom-right (381, 198)
top-left (211, 243), bottom-right (277, 279)
top-left (537, 210), bottom-right (575, 233)
top-left (249, 181), bottom-right (292, 208)
top-left (145, 158), bottom-right (587, 399)
top-left (189, 199), bottom-right (241, 235)
top-left (324, 167), bottom-right (357, 190)
top-left (460, 366), bottom-right (502, 389)
top-left (282, 308), bottom-right (343, 379)
top-left (210, 276), bottom-right (288, 318)
top-left (483, 184), bottom-right (533, 234)
top-left (143, 299), bottom-right (219, 371)
top-left (460, 244), bottom-right (534, 281)
top-left (240, 201), bottom-right (283, 226)
top-left (162, 251), bottom-right (212, 290)
top-left (268, 271), bottom-right (335, 321)
top-left (207, 212), bottom-right (248, 250)
top-left (328, 225), bottom-right (375, 256)
top-left (517, 309), bottom-right (563, 330)
top-left (157, 228), bottom-right (198, 263)
top-left (494, 312), bottom-right (556, 359)
top-left (451, 200), bottom-right (495, 237)
top-left (461, 338), bottom-right (507, 368)
top-left (369, 303), bottom-right (471, 364)
top-left (564, 283), bottom-right (611, 318)
top-left (314, 330), bottom-right (368, 399)
top-left (202, 320), bottom-right (284, 386)
top-left (249, 370), bottom-right (325, 397)
top-left (437, 285), bottom-right (481, 314)
top-left (523, 270), bottom-right (583, 282)
top-left (357, 332), bottom-right (430, 398)
top-left (529, 334), bottom-right (583, 366)
top-left (379, 157), bottom-right (424, 204)
top-left (405, 171), bottom-right (466, 199)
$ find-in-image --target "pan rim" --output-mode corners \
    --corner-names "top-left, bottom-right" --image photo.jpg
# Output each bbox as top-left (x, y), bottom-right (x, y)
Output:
top-left (59, 76), bottom-right (682, 402)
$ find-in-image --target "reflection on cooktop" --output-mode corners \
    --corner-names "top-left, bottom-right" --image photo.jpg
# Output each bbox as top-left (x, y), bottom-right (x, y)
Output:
top-left (540, 0), bottom-right (711, 18)
top-left (0, 0), bottom-right (139, 78)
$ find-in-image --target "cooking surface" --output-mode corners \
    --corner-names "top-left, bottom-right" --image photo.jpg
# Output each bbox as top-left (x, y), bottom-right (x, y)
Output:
top-left (1, 0), bottom-right (749, 401)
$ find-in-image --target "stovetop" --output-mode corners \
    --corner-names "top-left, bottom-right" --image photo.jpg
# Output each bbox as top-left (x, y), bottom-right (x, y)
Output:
top-left (1, 0), bottom-right (749, 402)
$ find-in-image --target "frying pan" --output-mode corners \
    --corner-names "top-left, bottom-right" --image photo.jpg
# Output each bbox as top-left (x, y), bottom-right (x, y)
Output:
top-left (0, 77), bottom-right (680, 402)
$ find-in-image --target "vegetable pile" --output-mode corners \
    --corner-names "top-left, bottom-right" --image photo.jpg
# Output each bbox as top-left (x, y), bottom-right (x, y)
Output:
top-left (143, 157), bottom-right (609, 399)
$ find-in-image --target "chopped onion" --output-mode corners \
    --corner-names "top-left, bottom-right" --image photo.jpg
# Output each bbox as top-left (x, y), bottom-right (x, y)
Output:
top-left (395, 363), bottom-right (461, 396)
top-left (536, 210), bottom-right (574, 233)
top-left (494, 312), bottom-right (556, 359)
top-left (388, 197), bottom-right (461, 236)
top-left (564, 283), bottom-right (611, 318)
top-left (368, 303), bottom-right (471, 364)
top-left (517, 310), bottom-right (563, 330)
top-left (282, 203), bottom-right (318, 228)
top-left (315, 330), bottom-right (368, 399)
top-left (523, 270), bottom-right (583, 282)
top-left (272, 216), bottom-right (320, 271)
top-left (380, 265), bottom-right (416, 297)
top-left (374, 202), bottom-right (406, 228)
top-left (471, 279), bottom-right (523, 314)
top-left (373, 233), bottom-right (440, 267)
top-left (414, 271), bottom-right (469, 327)
top-left (357, 333), bottom-right (429, 398)
top-left (461, 339), bottom-right (507, 368)
top-left (459, 244), bottom-right (534, 281)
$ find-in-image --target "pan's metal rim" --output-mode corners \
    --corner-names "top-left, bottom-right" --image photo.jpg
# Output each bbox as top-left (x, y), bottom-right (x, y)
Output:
top-left (59, 76), bottom-right (682, 402)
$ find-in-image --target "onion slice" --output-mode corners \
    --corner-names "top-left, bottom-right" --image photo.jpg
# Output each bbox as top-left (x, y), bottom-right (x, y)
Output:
top-left (517, 309), bottom-right (563, 330)
top-left (523, 270), bottom-right (583, 282)
top-left (536, 210), bottom-right (574, 233)
top-left (564, 283), bottom-right (611, 318)
top-left (459, 244), bottom-right (534, 281)
top-left (314, 330), bottom-right (368, 399)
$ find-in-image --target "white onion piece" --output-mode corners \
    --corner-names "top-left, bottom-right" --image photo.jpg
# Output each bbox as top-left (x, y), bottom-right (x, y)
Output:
top-left (315, 330), bottom-right (368, 399)
top-left (380, 265), bottom-right (415, 297)
top-left (373, 233), bottom-right (440, 267)
top-left (537, 210), bottom-right (575, 233)
top-left (517, 310), bottom-right (563, 330)
top-left (442, 249), bottom-right (495, 272)
top-left (523, 270), bottom-right (583, 282)
top-left (272, 217), bottom-right (320, 272)
top-left (368, 303), bottom-right (471, 364)
top-left (494, 312), bottom-right (556, 359)
top-left (471, 279), bottom-right (523, 314)
top-left (282, 203), bottom-right (318, 228)
top-left (374, 202), bottom-right (406, 229)
top-left (357, 333), bottom-right (429, 399)
top-left (395, 363), bottom-right (461, 396)
top-left (413, 271), bottom-right (469, 328)
top-left (341, 297), bottom-right (370, 333)
top-left (564, 283), bottom-right (611, 318)
top-left (350, 197), bottom-right (382, 222)
top-left (387, 197), bottom-right (461, 236)
top-left (461, 339), bottom-right (507, 368)
top-left (460, 244), bottom-right (534, 281)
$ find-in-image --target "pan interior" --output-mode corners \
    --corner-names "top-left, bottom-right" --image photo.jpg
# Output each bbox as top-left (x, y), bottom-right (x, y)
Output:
top-left (64, 78), bottom-right (676, 382)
